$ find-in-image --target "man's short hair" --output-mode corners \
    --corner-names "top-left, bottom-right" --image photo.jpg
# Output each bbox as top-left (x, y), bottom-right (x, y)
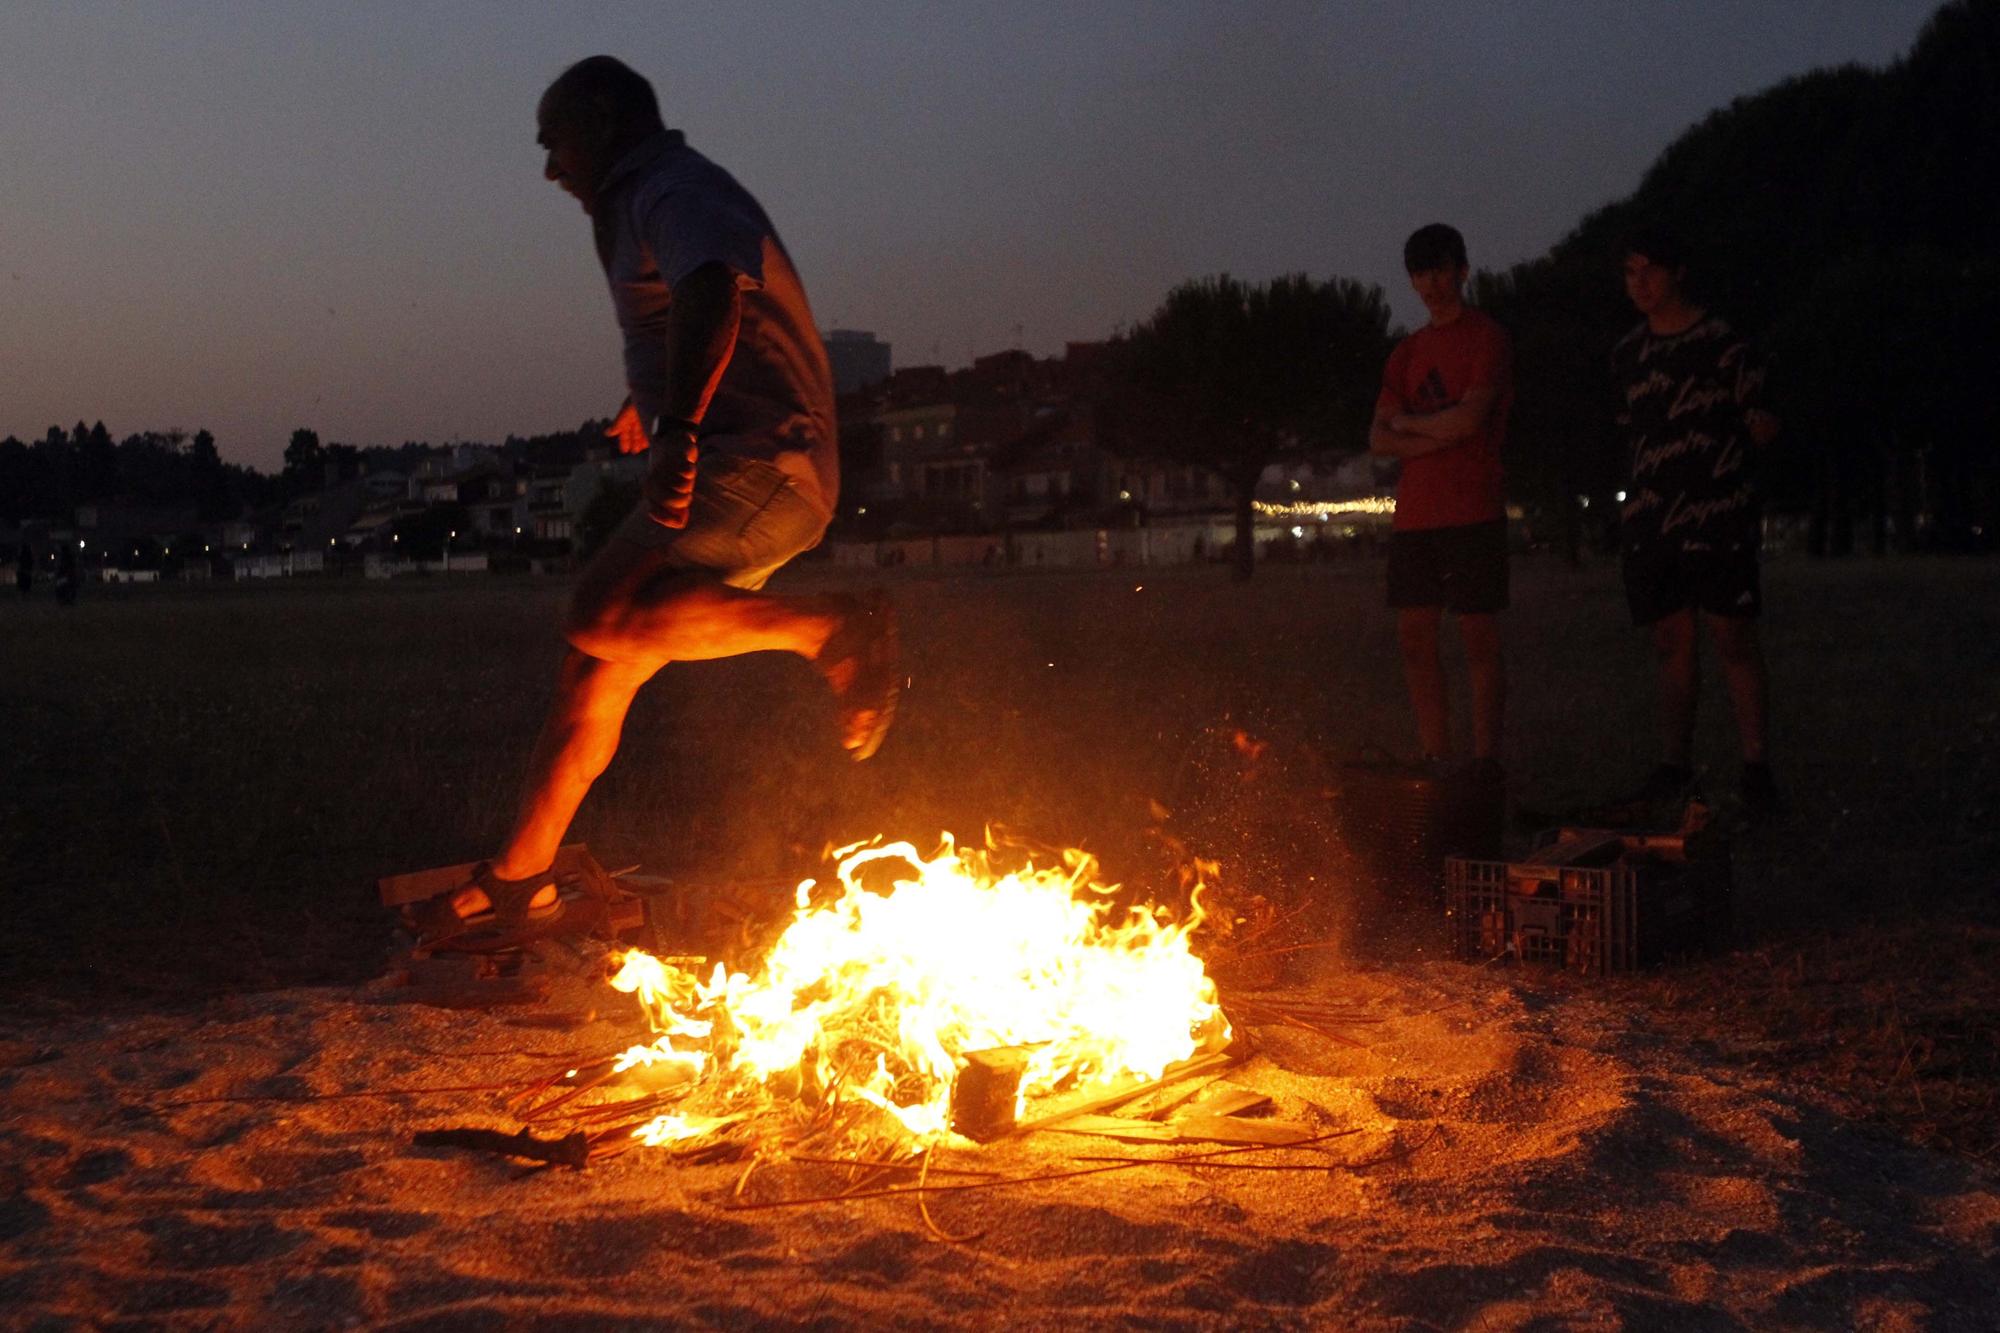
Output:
top-left (545, 56), bottom-right (662, 130)
top-left (1403, 223), bottom-right (1468, 273)
top-left (1623, 221), bottom-right (1691, 273)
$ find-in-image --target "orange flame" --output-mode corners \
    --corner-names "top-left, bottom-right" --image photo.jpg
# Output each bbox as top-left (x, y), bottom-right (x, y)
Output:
top-left (606, 834), bottom-right (1227, 1145)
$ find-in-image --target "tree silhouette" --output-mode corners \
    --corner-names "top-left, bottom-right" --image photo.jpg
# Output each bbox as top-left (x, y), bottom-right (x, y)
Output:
top-left (283, 428), bottom-right (323, 488)
top-left (1469, 0), bottom-right (2000, 552)
top-left (1112, 273), bottom-right (1391, 579)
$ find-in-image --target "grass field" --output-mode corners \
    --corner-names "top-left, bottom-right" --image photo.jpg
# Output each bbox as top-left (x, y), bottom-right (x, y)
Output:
top-left (4, 553), bottom-right (1996, 1151)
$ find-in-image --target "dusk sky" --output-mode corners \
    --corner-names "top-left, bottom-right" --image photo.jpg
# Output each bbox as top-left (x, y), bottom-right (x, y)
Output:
top-left (1, 1), bottom-right (1941, 472)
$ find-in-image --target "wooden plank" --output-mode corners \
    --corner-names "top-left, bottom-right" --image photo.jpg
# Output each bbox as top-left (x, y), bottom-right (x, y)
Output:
top-left (1129, 1074), bottom-right (1223, 1122)
top-left (1178, 1084), bottom-right (1271, 1120)
top-left (377, 858), bottom-right (480, 909)
top-left (1522, 832), bottom-right (1624, 869)
top-left (1015, 1050), bottom-right (1235, 1135)
top-left (1168, 1115), bottom-right (1313, 1146)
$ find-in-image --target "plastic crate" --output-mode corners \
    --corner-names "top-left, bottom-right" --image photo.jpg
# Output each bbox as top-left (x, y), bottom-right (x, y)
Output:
top-left (1445, 828), bottom-right (1731, 974)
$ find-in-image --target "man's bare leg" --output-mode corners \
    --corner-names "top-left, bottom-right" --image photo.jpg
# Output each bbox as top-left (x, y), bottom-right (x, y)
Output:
top-left (565, 541), bottom-right (846, 667)
top-left (1703, 612), bottom-right (1768, 763)
top-left (570, 542), bottom-right (897, 753)
top-left (1459, 612), bottom-right (1505, 763)
top-left (450, 648), bottom-right (655, 918)
top-left (1650, 609), bottom-right (1699, 767)
top-left (1397, 606), bottom-right (1451, 759)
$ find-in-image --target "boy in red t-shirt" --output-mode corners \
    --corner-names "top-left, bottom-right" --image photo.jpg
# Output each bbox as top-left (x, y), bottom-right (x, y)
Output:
top-left (1369, 223), bottom-right (1514, 772)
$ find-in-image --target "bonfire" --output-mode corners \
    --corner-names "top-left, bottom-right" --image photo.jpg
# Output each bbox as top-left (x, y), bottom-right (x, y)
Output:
top-left (593, 834), bottom-right (1230, 1150)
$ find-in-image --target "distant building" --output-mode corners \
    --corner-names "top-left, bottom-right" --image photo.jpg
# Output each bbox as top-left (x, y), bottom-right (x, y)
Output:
top-left (824, 329), bottom-right (892, 395)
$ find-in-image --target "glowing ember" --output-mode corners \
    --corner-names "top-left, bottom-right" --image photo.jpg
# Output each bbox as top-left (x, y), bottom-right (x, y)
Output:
top-left (605, 835), bottom-right (1228, 1146)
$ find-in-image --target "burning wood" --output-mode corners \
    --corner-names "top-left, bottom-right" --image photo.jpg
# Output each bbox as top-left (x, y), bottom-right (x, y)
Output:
top-left (595, 834), bottom-right (1230, 1151)
top-left (949, 1045), bottom-right (1040, 1142)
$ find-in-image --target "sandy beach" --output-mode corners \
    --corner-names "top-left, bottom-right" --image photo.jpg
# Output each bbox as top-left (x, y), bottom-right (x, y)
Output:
top-left (5, 943), bottom-right (1994, 1330)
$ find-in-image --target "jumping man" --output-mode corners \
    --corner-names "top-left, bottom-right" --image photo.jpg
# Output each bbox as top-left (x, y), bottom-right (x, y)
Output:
top-left (410, 56), bottom-right (900, 948)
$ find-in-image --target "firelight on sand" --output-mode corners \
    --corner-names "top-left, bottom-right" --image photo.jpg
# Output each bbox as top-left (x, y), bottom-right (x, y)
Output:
top-left (605, 836), bottom-right (1228, 1147)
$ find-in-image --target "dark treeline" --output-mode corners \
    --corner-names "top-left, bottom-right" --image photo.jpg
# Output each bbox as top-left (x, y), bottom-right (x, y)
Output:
top-left (1481, 0), bottom-right (2000, 556)
top-left (0, 419), bottom-right (611, 532)
top-left (7, 1), bottom-right (1996, 558)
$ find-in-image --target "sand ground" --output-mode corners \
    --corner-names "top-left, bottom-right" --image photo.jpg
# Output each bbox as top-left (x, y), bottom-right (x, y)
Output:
top-left (3, 948), bottom-right (1994, 1330)
top-left (2, 556), bottom-right (1996, 1328)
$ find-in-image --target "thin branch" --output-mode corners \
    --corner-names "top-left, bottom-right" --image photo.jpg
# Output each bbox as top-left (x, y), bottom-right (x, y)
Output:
top-left (917, 1143), bottom-right (985, 1243)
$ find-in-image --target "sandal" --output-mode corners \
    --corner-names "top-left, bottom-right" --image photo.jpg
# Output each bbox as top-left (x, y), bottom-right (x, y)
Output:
top-left (401, 862), bottom-right (566, 952)
top-left (815, 590), bottom-right (902, 761)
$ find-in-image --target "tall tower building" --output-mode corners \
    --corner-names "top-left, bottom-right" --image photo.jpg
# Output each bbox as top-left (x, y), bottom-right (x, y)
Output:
top-left (823, 329), bottom-right (892, 395)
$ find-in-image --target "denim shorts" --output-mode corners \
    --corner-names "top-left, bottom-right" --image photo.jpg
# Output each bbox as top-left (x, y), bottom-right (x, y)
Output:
top-left (613, 451), bottom-right (828, 590)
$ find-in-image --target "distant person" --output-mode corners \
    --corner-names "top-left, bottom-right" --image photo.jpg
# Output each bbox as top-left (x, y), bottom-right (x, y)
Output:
top-left (1369, 223), bottom-right (1514, 777)
top-left (407, 56), bottom-right (900, 949)
top-left (1611, 224), bottom-right (1782, 820)
top-left (14, 543), bottom-right (30, 598)
top-left (54, 544), bottom-right (78, 607)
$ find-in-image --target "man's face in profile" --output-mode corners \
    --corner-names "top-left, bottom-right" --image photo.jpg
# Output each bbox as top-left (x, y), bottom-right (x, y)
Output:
top-left (537, 97), bottom-right (608, 216)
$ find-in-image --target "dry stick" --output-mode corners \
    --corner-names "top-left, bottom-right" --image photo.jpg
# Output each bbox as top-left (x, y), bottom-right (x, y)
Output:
top-left (1224, 1002), bottom-right (1372, 1051)
top-left (724, 1157), bottom-right (1145, 1212)
top-left (1065, 1124), bottom-right (1443, 1176)
top-left (1069, 1126), bottom-right (1365, 1170)
top-left (553, 1085), bottom-right (699, 1126)
top-left (1271, 1013), bottom-right (1372, 1052)
top-left (724, 1125), bottom-right (1364, 1213)
top-left (1347, 1122), bottom-right (1444, 1168)
top-left (837, 1163), bottom-right (900, 1197)
top-left (1069, 1158), bottom-right (1346, 1173)
top-left (516, 1065), bottom-right (630, 1122)
top-left (506, 1049), bottom-right (634, 1114)
top-left (917, 1143), bottom-right (985, 1244)
top-left (785, 1153), bottom-right (1001, 1179)
top-left (733, 1151), bottom-right (762, 1201)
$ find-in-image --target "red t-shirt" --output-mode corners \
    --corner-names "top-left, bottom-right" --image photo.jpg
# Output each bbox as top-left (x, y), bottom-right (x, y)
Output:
top-left (1376, 308), bottom-right (1512, 531)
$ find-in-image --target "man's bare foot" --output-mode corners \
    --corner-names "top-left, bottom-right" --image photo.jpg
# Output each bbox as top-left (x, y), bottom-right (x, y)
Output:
top-left (812, 590), bottom-right (901, 761)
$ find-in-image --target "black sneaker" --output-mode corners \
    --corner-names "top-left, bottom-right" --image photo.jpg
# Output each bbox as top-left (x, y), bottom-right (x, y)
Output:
top-left (1739, 762), bottom-right (1784, 825)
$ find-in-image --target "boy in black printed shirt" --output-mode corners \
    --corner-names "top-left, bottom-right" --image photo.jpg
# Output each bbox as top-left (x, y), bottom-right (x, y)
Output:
top-left (1612, 225), bottom-right (1783, 820)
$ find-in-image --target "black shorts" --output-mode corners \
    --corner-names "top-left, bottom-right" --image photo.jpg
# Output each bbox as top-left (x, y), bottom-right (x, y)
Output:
top-left (1622, 542), bottom-right (1761, 626)
top-left (1386, 520), bottom-right (1509, 614)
